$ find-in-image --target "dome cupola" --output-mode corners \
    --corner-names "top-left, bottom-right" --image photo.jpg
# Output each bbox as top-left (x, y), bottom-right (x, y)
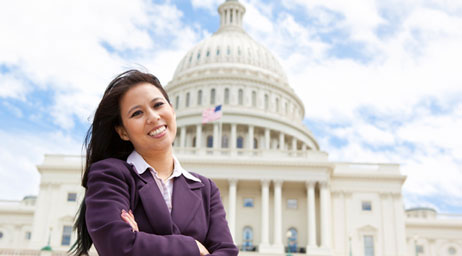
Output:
top-left (170, 0), bottom-right (289, 87)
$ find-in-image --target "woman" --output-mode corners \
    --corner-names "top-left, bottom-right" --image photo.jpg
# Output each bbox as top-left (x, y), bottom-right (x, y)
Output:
top-left (71, 70), bottom-right (238, 256)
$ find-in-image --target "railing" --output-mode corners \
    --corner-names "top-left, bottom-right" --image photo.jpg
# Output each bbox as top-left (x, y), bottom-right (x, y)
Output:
top-left (174, 147), bottom-right (328, 160)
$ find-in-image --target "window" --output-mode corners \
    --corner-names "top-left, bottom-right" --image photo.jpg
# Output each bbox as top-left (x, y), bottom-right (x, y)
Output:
top-left (222, 135), bottom-right (229, 148)
top-left (362, 201), bottom-right (372, 211)
top-left (25, 231), bottom-right (31, 240)
top-left (197, 51), bottom-right (201, 60)
top-left (275, 98), bottom-right (279, 112)
top-left (217, 48), bottom-right (220, 56)
top-left (243, 198), bottom-right (254, 207)
top-left (0, 231), bottom-right (3, 239)
top-left (448, 247), bottom-right (457, 255)
top-left (287, 199), bottom-right (298, 209)
top-left (192, 136), bottom-right (196, 147)
top-left (211, 88), bottom-right (216, 105)
top-left (253, 138), bottom-right (258, 149)
top-left (175, 95), bottom-right (179, 109)
top-left (227, 46), bottom-right (231, 55)
top-left (197, 90), bottom-right (202, 105)
top-left (67, 192), bottom-right (77, 202)
top-left (242, 226), bottom-right (253, 251)
top-left (61, 225), bottom-right (72, 246)
top-left (207, 136), bottom-right (213, 148)
top-left (237, 136), bottom-right (244, 149)
top-left (251, 91), bottom-right (256, 107)
top-left (287, 228), bottom-right (298, 253)
top-left (206, 50), bottom-right (210, 57)
top-left (224, 88), bottom-right (230, 104)
top-left (416, 245), bottom-right (424, 254)
top-left (264, 94), bottom-right (268, 110)
top-left (363, 235), bottom-right (374, 256)
top-left (285, 102), bottom-right (288, 114)
top-left (186, 92), bottom-right (190, 107)
top-left (238, 89), bottom-right (243, 105)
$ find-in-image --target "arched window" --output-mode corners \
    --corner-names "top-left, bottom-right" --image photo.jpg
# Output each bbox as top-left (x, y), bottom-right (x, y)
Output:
top-left (192, 136), bottom-right (196, 147)
top-left (197, 90), bottom-right (202, 106)
top-left (197, 51), bottom-right (201, 60)
top-left (211, 88), bottom-right (216, 105)
top-left (287, 228), bottom-right (298, 253)
top-left (253, 138), bottom-right (258, 149)
top-left (222, 135), bottom-right (229, 148)
top-left (175, 95), bottom-right (179, 110)
top-left (237, 136), bottom-right (244, 149)
top-left (251, 91), bottom-right (256, 107)
top-left (207, 135), bottom-right (213, 148)
top-left (275, 97), bottom-right (279, 112)
top-left (242, 226), bottom-right (253, 251)
top-left (224, 88), bottom-right (230, 104)
top-left (238, 89), bottom-right (243, 105)
top-left (186, 92), bottom-right (190, 107)
top-left (264, 94), bottom-right (269, 110)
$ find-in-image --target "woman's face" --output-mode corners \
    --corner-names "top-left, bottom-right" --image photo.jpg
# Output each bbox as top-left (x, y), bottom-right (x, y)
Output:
top-left (116, 82), bottom-right (176, 156)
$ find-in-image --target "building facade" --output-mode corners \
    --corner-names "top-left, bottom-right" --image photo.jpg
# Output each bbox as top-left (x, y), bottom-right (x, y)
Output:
top-left (1, 0), bottom-right (461, 255)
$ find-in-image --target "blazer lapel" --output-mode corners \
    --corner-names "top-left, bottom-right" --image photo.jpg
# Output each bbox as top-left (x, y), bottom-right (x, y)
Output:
top-left (138, 171), bottom-right (173, 235)
top-left (171, 175), bottom-right (204, 231)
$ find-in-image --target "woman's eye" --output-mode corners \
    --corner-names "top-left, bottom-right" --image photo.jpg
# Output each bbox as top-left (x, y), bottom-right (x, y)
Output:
top-left (131, 110), bottom-right (142, 118)
top-left (154, 102), bottom-right (164, 108)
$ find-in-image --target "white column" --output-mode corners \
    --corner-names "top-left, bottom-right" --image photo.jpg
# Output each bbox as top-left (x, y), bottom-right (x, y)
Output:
top-left (306, 181), bottom-right (317, 248)
top-left (228, 179), bottom-right (237, 242)
top-left (264, 128), bottom-right (270, 150)
top-left (180, 126), bottom-right (186, 148)
top-left (248, 125), bottom-right (254, 150)
top-left (320, 181), bottom-right (331, 248)
top-left (196, 124), bottom-right (202, 149)
top-left (279, 133), bottom-right (285, 150)
top-left (259, 179), bottom-right (271, 251)
top-left (273, 180), bottom-right (284, 252)
top-left (213, 123), bottom-right (219, 149)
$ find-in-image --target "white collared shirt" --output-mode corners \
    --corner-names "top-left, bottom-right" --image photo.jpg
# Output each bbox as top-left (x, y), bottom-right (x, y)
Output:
top-left (127, 150), bottom-right (201, 213)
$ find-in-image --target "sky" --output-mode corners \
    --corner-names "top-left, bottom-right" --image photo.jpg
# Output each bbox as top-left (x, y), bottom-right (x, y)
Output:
top-left (0, 0), bottom-right (461, 214)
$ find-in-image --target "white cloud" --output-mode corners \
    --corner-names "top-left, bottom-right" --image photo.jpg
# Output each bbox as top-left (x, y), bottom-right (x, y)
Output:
top-left (0, 130), bottom-right (81, 200)
top-left (0, 73), bottom-right (28, 100)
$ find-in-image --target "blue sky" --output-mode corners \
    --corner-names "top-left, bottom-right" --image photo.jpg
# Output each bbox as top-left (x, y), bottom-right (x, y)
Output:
top-left (0, 0), bottom-right (461, 214)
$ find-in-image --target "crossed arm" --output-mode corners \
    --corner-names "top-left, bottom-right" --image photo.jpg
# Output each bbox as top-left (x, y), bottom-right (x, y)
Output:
top-left (120, 209), bottom-right (210, 255)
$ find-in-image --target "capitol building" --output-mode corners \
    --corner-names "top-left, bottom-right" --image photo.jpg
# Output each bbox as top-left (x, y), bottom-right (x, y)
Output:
top-left (1, 0), bottom-right (461, 255)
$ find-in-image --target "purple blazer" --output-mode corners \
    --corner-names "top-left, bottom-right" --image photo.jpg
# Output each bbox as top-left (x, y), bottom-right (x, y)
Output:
top-left (85, 158), bottom-right (238, 256)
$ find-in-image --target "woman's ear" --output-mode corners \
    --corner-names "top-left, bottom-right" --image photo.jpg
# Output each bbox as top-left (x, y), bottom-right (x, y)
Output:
top-left (115, 126), bottom-right (130, 141)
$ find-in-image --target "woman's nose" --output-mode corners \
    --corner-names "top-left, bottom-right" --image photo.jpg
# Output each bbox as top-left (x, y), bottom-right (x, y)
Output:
top-left (146, 109), bottom-right (160, 123)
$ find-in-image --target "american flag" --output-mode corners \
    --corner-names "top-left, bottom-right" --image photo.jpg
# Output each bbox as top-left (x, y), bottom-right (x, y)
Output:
top-left (202, 105), bottom-right (223, 123)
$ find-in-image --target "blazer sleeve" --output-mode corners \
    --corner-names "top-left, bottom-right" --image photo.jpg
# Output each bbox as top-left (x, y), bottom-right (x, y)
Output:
top-left (203, 178), bottom-right (239, 256)
top-left (85, 159), bottom-right (200, 256)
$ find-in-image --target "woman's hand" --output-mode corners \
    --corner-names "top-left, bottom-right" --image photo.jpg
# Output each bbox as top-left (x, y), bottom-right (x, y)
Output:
top-left (195, 240), bottom-right (210, 256)
top-left (121, 209), bottom-right (139, 232)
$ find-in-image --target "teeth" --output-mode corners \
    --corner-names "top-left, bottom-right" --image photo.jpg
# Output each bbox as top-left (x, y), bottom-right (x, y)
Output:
top-left (149, 126), bottom-right (166, 136)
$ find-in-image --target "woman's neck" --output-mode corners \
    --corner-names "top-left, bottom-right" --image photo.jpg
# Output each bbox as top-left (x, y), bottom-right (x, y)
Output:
top-left (141, 148), bottom-right (174, 181)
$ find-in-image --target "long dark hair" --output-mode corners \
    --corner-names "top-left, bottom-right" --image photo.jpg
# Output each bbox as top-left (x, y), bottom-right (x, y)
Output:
top-left (70, 70), bottom-right (170, 255)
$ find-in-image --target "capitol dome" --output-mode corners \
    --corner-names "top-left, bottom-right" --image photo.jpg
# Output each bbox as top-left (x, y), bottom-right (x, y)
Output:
top-left (172, 1), bottom-right (289, 87)
top-left (166, 0), bottom-right (322, 156)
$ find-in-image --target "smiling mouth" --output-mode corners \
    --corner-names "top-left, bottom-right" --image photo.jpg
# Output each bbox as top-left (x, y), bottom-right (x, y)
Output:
top-left (148, 126), bottom-right (167, 136)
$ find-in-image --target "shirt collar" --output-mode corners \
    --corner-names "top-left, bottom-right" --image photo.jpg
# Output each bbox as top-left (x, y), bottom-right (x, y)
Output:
top-left (127, 150), bottom-right (201, 183)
